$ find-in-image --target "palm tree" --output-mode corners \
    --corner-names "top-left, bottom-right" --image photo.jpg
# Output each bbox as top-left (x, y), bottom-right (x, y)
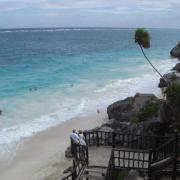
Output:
top-left (134, 28), bottom-right (166, 81)
top-left (135, 29), bottom-right (178, 127)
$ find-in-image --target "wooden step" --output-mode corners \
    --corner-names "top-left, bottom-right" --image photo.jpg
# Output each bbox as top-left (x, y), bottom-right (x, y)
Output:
top-left (84, 168), bottom-right (106, 175)
top-left (81, 174), bottom-right (105, 180)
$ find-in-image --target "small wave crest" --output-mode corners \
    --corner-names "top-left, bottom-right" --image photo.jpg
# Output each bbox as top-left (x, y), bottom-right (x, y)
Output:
top-left (0, 98), bottom-right (86, 162)
top-left (0, 57), bottom-right (177, 162)
top-left (0, 28), bottom-right (132, 33)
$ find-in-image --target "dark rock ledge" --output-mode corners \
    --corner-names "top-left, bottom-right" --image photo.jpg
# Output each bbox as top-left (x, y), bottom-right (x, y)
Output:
top-left (170, 42), bottom-right (180, 58)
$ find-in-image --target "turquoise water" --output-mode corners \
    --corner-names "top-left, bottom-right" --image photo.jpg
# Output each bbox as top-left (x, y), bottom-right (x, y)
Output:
top-left (0, 28), bottom-right (179, 159)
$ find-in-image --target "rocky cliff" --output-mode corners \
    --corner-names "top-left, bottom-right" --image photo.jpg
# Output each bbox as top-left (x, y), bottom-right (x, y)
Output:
top-left (170, 42), bottom-right (180, 58)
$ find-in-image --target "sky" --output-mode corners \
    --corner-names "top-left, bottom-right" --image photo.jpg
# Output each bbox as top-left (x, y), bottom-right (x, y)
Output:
top-left (0, 0), bottom-right (180, 29)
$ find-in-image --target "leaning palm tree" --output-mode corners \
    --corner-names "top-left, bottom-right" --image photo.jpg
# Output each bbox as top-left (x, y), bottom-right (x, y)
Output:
top-left (134, 28), bottom-right (165, 80)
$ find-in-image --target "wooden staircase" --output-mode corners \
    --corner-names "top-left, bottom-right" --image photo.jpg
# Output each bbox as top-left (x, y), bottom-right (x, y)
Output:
top-left (153, 160), bottom-right (180, 178)
top-left (79, 166), bottom-right (107, 180)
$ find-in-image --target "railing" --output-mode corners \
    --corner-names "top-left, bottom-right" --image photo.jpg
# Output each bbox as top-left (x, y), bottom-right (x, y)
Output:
top-left (62, 159), bottom-right (85, 180)
top-left (62, 173), bottom-right (72, 180)
top-left (105, 132), bottom-right (179, 180)
top-left (106, 151), bottom-right (115, 180)
top-left (105, 148), bottom-right (152, 180)
top-left (72, 143), bottom-right (89, 164)
top-left (63, 143), bottom-right (88, 180)
top-left (152, 137), bottom-right (175, 163)
top-left (84, 130), bottom-right (170, 150)
top-left (112, 148), bottom-right (151, 170)
top-left (63, 130), bottom-right (179, 180)
top-left (150, 133), bottom-right (178, 180)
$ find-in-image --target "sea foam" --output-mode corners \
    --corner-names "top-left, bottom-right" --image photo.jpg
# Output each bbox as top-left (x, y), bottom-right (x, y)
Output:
top-left (0, 58), bottom-right (177, 162)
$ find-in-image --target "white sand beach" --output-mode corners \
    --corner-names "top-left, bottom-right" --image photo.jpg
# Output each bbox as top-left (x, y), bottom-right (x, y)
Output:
top-left (0, 111), bottom-right (108, 180)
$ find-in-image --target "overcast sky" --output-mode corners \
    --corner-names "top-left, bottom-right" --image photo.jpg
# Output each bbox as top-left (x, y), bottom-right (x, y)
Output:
top-left (0, 0), bottom-right (180, 29)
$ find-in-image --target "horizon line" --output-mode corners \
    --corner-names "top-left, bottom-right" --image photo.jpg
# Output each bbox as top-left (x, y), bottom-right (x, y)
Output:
top-left (0, 26), bottom-right (180, 30)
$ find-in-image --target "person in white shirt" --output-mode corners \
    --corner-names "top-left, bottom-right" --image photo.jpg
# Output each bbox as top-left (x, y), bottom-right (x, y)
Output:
top-left (78, 130), bottom-right (86, 146)
top-left (70, 130), bottom-right (80, 144)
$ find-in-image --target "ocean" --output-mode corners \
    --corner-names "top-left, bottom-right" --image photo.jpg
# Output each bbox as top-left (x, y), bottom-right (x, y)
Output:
top-left (0, 28), bottom-right (179, 160)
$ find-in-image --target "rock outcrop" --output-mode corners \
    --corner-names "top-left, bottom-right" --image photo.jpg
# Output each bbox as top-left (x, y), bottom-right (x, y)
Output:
top-left (107, 93), bottom-right (157, 122)
top-left (107, 96), bottom-right (134, 122)
top-left (172, 63), bottom-right (180, 72)
top-left (159, 72), bottom-right (180, 88)
top-left (170, 42), bottom-right (180, 58)
top-left (106, 93), bottom-right (167, 136)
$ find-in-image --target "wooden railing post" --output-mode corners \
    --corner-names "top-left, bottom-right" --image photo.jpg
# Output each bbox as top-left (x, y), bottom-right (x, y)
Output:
top-left (86, 146), bottom-right (89, 165)
top-left (96, 131), bottom-right (99, 146)
top-left (71, 139), bottom-right (76, 158)
top-left (84, 131), bottom-right (87, 143)
top-left (172, 131), bottom-right (178, 180)
top-left (72, 160), bottom-right (77, 180)
top-left (112, 132), bottom-right (115, 148)
top-left (112, 150), bottom-right (115, 172)
top-left (148, 149), bottom-right (153, 180)
top-left (74, 144), bottom-right (77, 161)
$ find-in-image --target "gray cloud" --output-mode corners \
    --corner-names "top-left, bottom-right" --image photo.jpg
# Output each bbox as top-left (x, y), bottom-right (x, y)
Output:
top-left (0, 0), bottom-right (180, 28)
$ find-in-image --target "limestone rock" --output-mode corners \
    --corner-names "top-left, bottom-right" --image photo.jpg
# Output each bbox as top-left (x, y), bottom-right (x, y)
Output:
top-left (170, 42), bottom-right (180, 58)
top-left (107, 93), bottom-right (156, 122)
top-left (159, 72), bottom-right (180, 88)
top-left (107, 96), bottom-right (134, 121)
top-left (172, 63), bottom-right (180, 72)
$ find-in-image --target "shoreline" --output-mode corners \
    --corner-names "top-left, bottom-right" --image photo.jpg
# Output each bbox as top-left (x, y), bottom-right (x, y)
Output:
top-left (0, 57), bottom-right (178, 180)
top-left (0, 110), bottom-right (108, 180)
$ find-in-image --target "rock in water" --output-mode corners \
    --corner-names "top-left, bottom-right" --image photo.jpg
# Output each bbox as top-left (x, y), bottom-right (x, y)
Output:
top-left (172, 63), bottom-right (180, 72)
top-left (170, 42), bottom-right (180, 58)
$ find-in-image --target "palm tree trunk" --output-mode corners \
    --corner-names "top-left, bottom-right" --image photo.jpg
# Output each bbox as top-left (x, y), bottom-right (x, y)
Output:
top-left (138, 44), bottom-right (178, 125)
top-left (138, 44), bottom-right (167, 83)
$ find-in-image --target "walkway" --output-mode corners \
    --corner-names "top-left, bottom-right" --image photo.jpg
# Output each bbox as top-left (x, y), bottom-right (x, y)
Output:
top-left (88, 146), bottom-right (112, 167)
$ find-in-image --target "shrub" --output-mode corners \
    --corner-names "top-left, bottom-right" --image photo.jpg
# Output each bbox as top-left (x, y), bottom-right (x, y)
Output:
top-left (134, 97), bottom-right (160, 123)
top-left (165, 82), bottom-right (180, 107)
top-left (116, 170), bottom-right (129, 180)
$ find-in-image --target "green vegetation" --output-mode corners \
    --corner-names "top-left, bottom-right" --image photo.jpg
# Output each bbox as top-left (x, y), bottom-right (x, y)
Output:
top-left (165, 82), bottom-right (180, 130)
top-left (116, 170), bottom-right (129, 180)
top-left (165, 82), bottom-right (180, 107)
top-left (134, 97), bottom-right (160, 123)
top-left (135, 28), bottom-right (150, 48)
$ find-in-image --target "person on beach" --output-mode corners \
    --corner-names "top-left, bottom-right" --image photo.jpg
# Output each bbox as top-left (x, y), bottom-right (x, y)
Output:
top-left (70, 130), bottom-right (80, 144)
top-left (78, 130), bottom-right (86, 146)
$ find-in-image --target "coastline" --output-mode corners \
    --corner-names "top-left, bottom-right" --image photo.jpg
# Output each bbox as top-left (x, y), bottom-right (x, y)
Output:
top-left (0, 28), bottom-right (179, 180)
top-left (0, 110), bottom-right (108, 180)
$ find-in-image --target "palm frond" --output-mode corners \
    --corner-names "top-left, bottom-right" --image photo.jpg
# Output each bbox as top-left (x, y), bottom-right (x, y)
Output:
top-left (135, 28), bottom-right (150, 48)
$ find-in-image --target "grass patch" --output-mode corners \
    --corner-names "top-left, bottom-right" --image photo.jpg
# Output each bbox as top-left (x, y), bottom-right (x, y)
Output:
top-left (134, 97), bottom-right (160, 123)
